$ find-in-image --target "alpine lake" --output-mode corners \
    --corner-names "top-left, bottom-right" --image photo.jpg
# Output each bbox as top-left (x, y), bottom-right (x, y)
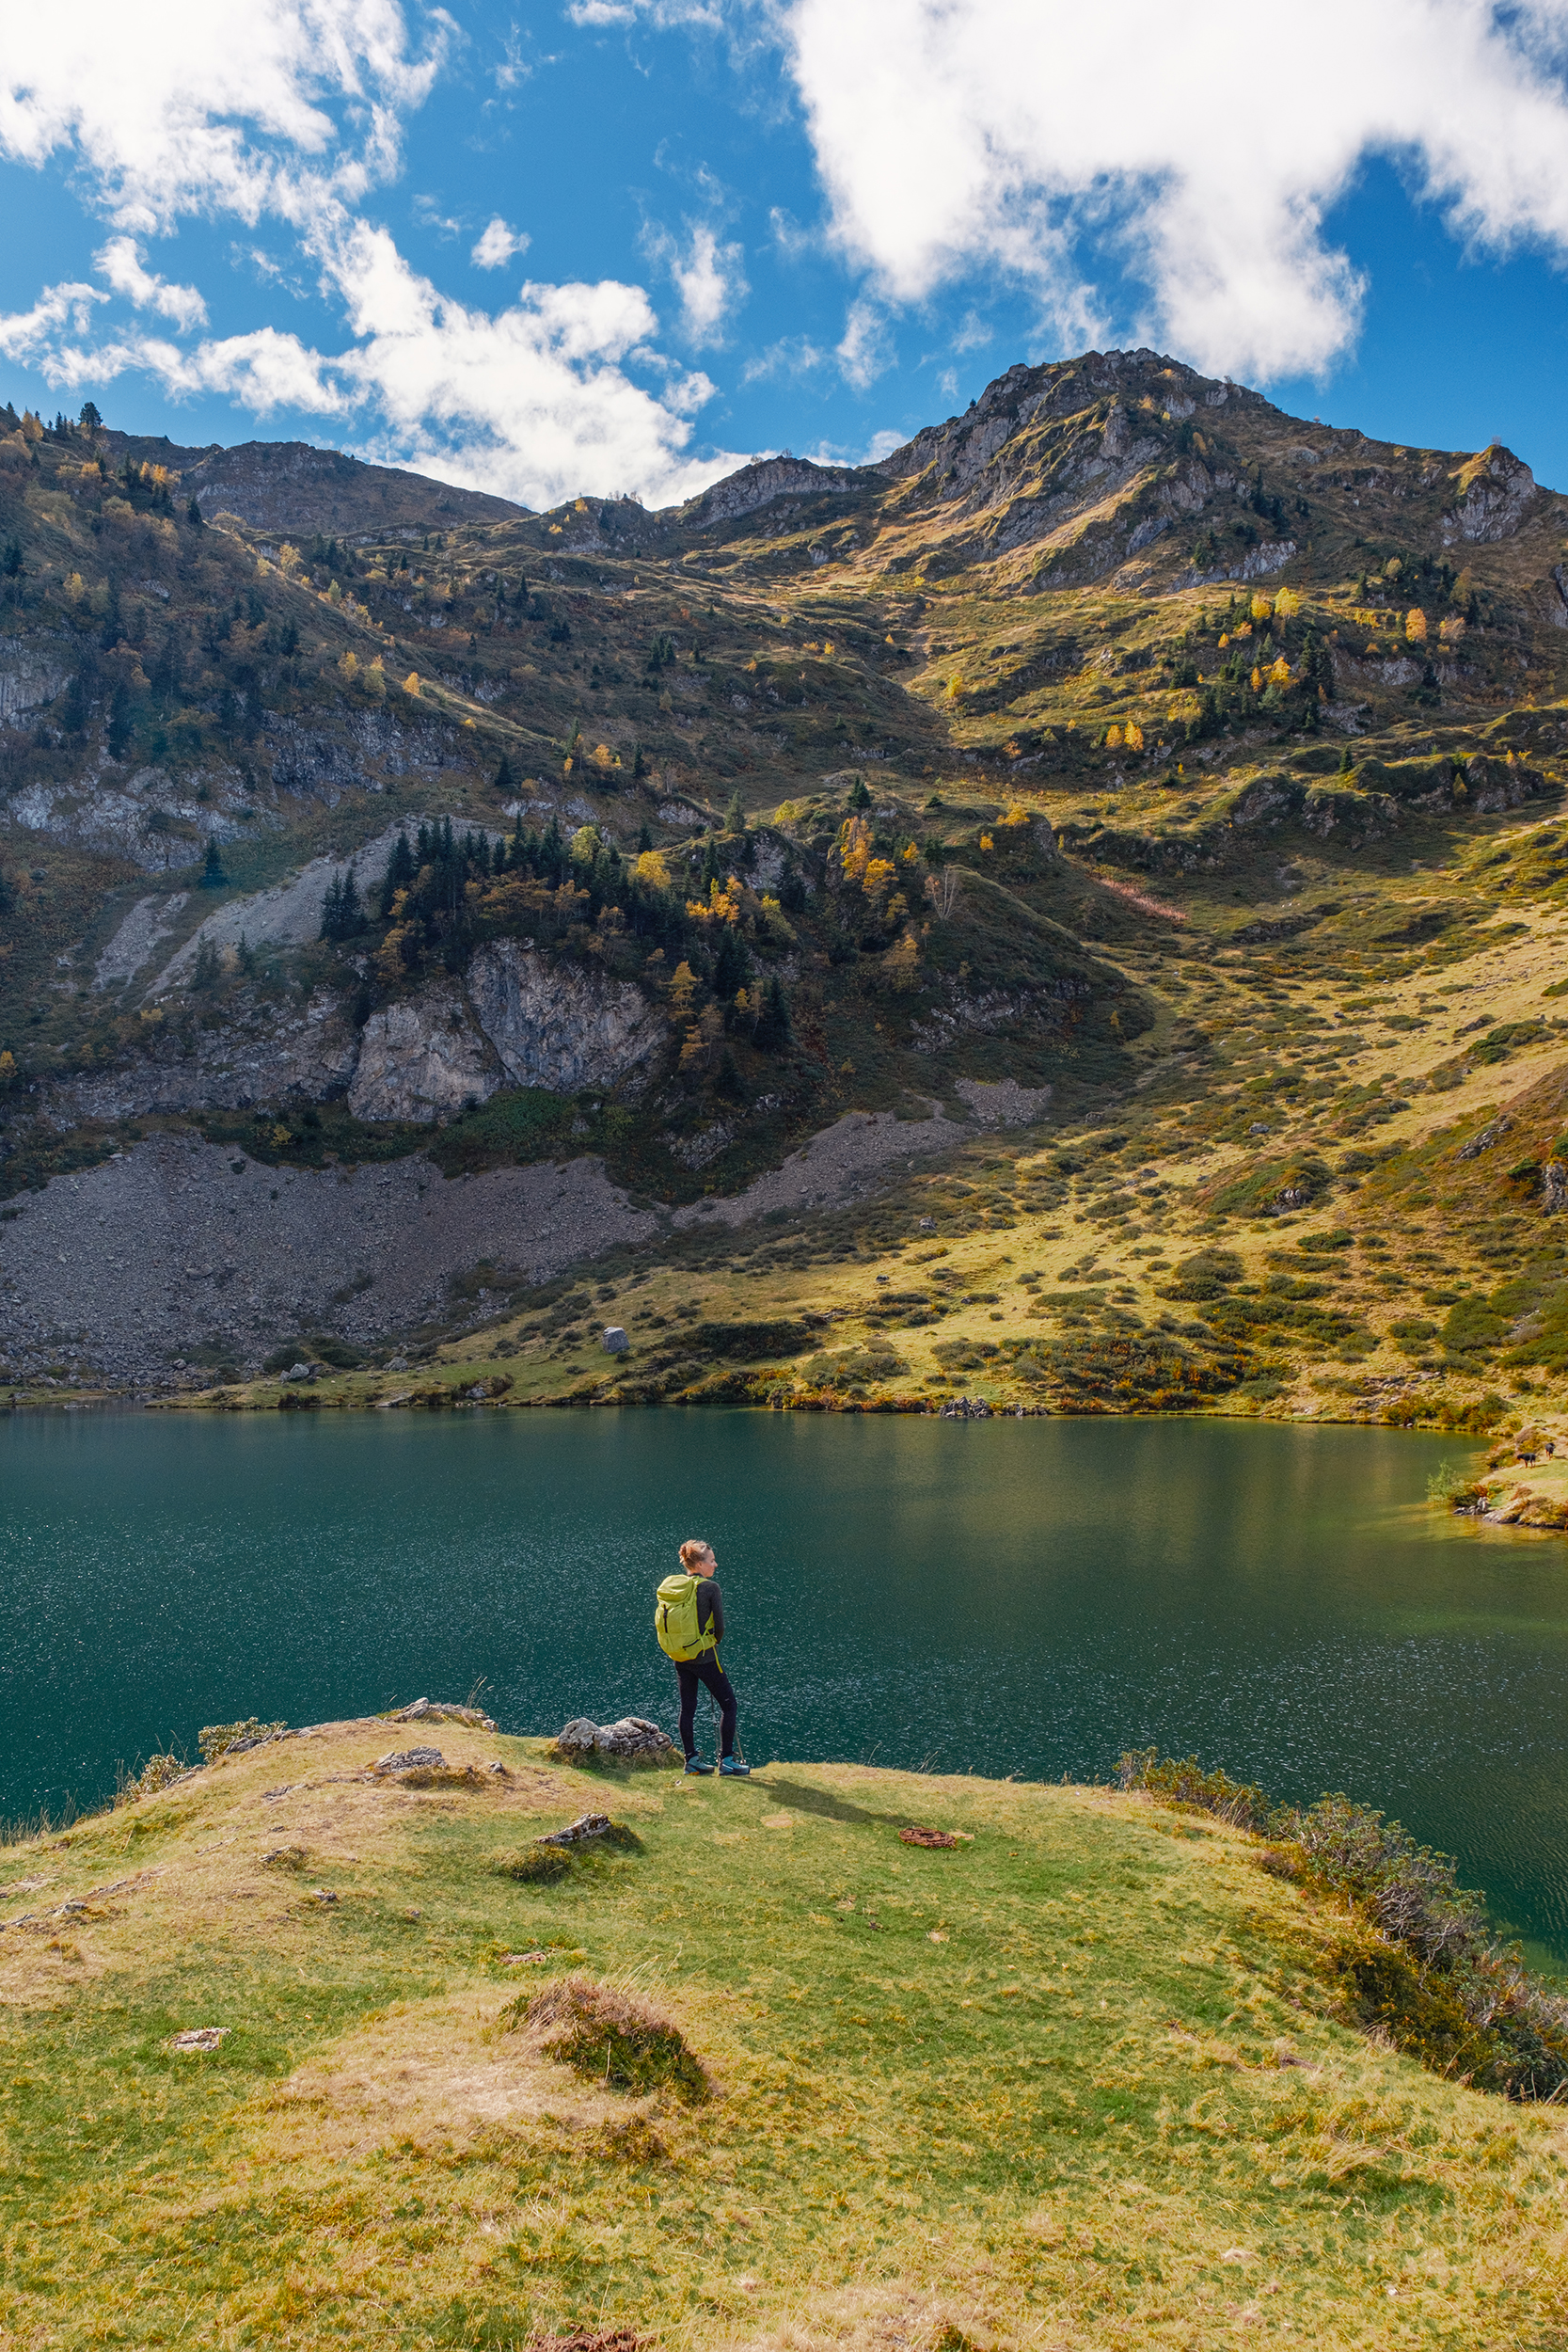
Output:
top-left (6, 1406), bottom-right (1568, 1969)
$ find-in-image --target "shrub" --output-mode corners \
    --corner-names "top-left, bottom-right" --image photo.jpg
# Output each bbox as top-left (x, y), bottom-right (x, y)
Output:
top-left (116, 1753), bottom-right (188, 1804)
top-left (1117, 1750), bottom-right (1568, 2098)
top-left (507, 1976), bottom-right (709, 2101)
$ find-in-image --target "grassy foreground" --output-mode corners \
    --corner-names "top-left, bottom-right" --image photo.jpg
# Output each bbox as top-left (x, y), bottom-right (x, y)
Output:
top-left (3, 1725), bottom-right (1565, 2349)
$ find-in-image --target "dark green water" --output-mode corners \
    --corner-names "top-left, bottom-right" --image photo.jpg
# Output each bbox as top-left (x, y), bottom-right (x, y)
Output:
top-left (5, 1409), bottom-right (1567, 1963)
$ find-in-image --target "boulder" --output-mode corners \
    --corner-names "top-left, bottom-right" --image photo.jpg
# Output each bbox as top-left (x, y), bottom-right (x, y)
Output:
top-left (553, 1715), bottom-right (677, 1765)
top-left (375, 1745), bottom-right (445, 1772)
top-left (602, 1326), bottom-right (629, 1355)
top-left (392, 1695), bottom-right (499, 1730)
top-left (348, 983), bottom-right (499, 1122)
top-left (538, 1811), bottom-right (614, 1848)
top-left (467, 941), bottom-right (665, 1097)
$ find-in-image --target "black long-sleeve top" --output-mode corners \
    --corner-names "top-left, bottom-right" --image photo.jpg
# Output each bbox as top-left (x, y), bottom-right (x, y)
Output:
top-left (694, 1577), bottom-right (725, 1645)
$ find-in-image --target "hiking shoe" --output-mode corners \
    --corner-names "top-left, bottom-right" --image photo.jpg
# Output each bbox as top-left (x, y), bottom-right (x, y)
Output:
top-left (719, 1756), bottom-right (751, 1777)
top-left (683, 1756), bottom-right (714, 1775)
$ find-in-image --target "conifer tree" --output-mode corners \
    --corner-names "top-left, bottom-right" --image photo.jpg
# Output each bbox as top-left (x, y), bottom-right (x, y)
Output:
top-left (753, 976), bottom-right (792, 1053)
top-left (380, 831), bottom-right (416, 916)
top-left (200, 836), bottom-right (226, 888)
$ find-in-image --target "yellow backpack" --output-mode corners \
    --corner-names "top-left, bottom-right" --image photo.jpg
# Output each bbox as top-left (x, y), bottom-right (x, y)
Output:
top-left (655, 1571), bottom-right (717, 1661)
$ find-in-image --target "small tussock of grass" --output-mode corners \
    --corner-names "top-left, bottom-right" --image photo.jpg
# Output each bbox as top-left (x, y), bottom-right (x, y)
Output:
top-left (491, 1819), bottom-right (643, 1882)
top-left (510, 1975), bottom-right (710, 2102)
top-left (395, 1762), bottom-right (496, 1789)
top-left (492, 1843), bottom-right (573, 1884)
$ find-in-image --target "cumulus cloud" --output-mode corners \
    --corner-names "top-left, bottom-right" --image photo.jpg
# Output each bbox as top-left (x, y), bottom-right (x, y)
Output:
top-left (0, 279), bottom-right (108, 364)
top-left (471, 216), bottom-right (530, 270)
top-left (96, 236), bottom-right (208, 330)
top-left (0, 0), bottom-right (742, 504)
top-left (584, 0), bottom-right (1568, 381)
top-left (784, 0), bottom-right (1568, 378)
top-left (836, 297), bottom-right (892, 389)
top-left (0, 0), bottom-right (446, 233)
top-left (641, 219), bottom-right (748, 345)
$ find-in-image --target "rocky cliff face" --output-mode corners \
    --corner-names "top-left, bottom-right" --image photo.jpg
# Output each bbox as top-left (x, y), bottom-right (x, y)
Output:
top-left (467, 942), bottom-right (666, 1098)
top-left (346, 949), bottom-right (668, 1122)
top-left (348, 985), bottom-right (499, 1122)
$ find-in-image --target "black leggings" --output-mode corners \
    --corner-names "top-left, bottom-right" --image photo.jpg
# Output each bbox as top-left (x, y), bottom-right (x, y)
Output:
top-left (676, 1653), bottom-right (737, 1759)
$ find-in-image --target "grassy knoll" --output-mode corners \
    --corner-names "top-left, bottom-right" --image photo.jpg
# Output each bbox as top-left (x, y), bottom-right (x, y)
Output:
top-left (2, 1724), bottom-right (1564, 2346)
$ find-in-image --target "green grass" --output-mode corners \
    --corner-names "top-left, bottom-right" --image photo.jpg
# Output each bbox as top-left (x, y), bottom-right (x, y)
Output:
top-left (1, 1724), bottom-right (1563, 2346)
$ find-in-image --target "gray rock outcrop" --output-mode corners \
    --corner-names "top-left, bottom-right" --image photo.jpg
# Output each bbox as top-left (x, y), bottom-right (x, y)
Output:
top-left (552, 1716), bottom-right (677, 1764)
top-left (467, 941), bottom-right (665, 1097)
top-left (348, 983), bottom-right (499, 1121)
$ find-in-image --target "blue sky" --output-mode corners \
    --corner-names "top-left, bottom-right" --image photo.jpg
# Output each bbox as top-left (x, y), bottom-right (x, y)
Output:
top-left (6, 1), bottom-right (1568, 509)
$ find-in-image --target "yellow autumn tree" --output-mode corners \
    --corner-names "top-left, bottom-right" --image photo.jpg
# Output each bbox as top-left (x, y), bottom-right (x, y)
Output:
top-left (634, 849), bottom-right (671, 890)
top-left (1405, 608), bottom-right (1429, 644)
top-left (863, 857), bottom-right (898, 914)
top-left (669, 961), bottom-right (699, 1018)
top-left (1274, 587), bottom-right (1302, 619)
top-left (837, 815), bottom-right (873, 884)
top-left (1123, 721), bottom-right (1144, 753)
top-left (1250, 594), bottom-right (1274, 623)
top-left (1268, 655), bottom-right (1291, 688)
top-left (403, 672), bottom-right (421, 697)
top-left (1104, 723), bottom-right (1123, 749)
top-left (881, 930), bottom-right (920, 991)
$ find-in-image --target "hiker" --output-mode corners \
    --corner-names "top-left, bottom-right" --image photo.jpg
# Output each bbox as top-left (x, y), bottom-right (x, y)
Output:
top-left (655, 1538), bottom-right (750, 1777)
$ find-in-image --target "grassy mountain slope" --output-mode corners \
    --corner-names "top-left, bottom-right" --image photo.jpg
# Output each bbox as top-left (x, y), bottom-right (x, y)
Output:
top-left (4, 355), bottom-right (1568, 1436)
top-left (2, 1721), bottom-right (1563, 2348)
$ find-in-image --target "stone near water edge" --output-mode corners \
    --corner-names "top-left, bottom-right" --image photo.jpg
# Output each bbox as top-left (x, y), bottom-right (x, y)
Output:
top-left (391, 1696), bottom-right (499, 1730)
top-left (277, 1362), bottom-right (316, 1384)
top-left (602, 1326), bottom-right (629, 1355)
top-left (374, 1745), bottom-right (445, 1772)
top-left (552, 1714), bottom-right (677, 1764)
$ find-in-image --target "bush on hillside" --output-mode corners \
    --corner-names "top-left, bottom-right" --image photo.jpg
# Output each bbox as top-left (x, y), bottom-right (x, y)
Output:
top-left (1117, 1749), bottom-right (1568, 2099)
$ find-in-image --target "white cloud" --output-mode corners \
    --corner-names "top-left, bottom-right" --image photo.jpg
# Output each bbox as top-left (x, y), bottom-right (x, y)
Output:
top-left (836, 297), bottom-right (891, 389)
top-left (641, 218), bottom-right (748, 345)
top-left (0, 279), bottom-right (108, 363)
top-left (0, 0), bottom-right (744, 505)
top-left (471, 216), bottom-right (530, 270)
top-left (96, 236), bottom-right (208, 330)
top-left (740, 333), bottom-right (826, 384)
top-left (0, 0), bottom-right (448, 234)
top-left (586, 0), bottom-right (1568, 383)
top-left (782, 0), bottom-right (1568, 379)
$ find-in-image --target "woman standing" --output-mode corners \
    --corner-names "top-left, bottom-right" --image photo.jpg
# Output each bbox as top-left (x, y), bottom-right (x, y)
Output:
top-left (655, 1538), bottom-right (750, 1776)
